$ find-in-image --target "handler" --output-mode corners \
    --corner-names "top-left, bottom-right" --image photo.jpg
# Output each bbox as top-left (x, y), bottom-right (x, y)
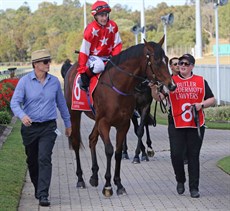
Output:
top-left (151, 53), bottom-right (215, 198)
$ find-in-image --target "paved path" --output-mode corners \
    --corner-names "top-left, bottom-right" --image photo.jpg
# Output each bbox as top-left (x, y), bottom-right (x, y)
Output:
top-left (18, 112), bottom-right (230, 211)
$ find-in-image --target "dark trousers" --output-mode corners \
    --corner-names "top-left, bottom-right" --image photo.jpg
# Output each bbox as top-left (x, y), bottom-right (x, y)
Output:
top-left (168, 123), bottom-right (205, 191)
top-left (21, 120), bottom-right (57, 198)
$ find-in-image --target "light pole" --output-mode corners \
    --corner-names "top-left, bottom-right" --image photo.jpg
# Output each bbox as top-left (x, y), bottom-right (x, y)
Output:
top-left (140, 0), bottom-right (146, 43)
top-left (195, 0), bottom-right (202, 58)
top-left (83, 0), bottom-right (87, 29)
top-left (161, 13), bottom-right (174, 56)
top-left (213, 0), bottom-right (228, 105)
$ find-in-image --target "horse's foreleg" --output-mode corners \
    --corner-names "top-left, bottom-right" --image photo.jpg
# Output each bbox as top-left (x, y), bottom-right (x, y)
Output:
top-left (133, 106), bottom-right (149, 163)
top-left (98, 119), bottom-right (114, 197)
top-left (89, 124), bottom-right (99, 187)
top-left (145, 123), bottom-right (155, 157)
top-left (131, 115), bottom-right (139, 136)
top-left (122, 136), bottom-right (129, 159)
top-left (114, 126), bottom-right (128, 196)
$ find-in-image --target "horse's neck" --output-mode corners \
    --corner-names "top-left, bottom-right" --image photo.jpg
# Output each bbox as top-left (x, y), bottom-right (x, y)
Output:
top-left (109, 68), bottom-right (141, 91)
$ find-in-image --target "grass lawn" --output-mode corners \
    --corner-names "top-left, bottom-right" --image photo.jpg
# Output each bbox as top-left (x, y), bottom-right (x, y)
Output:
top-left (217, 156), bottom-right (230, 175)
top-left (0, 120), bottom-right (27, 211)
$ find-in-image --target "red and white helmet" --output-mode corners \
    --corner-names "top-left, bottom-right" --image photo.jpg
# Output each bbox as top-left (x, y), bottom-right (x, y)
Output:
top-left (91, 1), bottom-right (111, 16)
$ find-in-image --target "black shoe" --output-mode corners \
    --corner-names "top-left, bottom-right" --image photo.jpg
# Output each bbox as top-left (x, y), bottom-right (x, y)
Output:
top-left (190, 190), bottom-right (200, 198)
top-left (39, 196), bottom-right (50, 206)
top-left (184, 159), bottom-right (188, 165)
top-left (177, 183), bottom-right (185, 195)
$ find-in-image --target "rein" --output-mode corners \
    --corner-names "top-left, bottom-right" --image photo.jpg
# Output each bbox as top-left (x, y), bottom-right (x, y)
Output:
top-left (108, 59), bottom-right (147, 81)
top-left (101, 53), bottom-right (156, 96)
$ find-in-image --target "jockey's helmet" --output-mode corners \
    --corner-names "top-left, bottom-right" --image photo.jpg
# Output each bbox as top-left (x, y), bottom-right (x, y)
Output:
top-left (91, 1), bottom-right (111, 16)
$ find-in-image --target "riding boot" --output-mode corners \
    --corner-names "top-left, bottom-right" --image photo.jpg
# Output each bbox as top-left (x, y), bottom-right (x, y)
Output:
top-left (79, 67), bottom-right (95, 91)
top-left (79, 73), bottom-right (90, 91)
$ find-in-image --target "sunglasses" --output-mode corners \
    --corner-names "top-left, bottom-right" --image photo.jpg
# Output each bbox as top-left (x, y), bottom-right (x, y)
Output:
top-left (179, 61), bottom-right (190, 67)
top-left (172, 63), bottom-right (178, 66)
top-left (41, 59), bottom-right (51, 65)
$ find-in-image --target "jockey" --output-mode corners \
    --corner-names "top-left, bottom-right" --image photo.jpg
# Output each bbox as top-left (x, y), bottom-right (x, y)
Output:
top-left (77, 0), bottom-right (122, 91)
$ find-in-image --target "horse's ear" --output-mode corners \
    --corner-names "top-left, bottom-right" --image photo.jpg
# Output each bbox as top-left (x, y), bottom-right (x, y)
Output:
top-left (144, 39), bottom-right (152, 50)
top-left (158, 35), bottom-right (165, 47)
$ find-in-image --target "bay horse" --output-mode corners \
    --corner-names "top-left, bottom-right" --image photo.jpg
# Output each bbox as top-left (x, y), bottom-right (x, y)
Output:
top-left (64, 36), bottom-right (176, 197)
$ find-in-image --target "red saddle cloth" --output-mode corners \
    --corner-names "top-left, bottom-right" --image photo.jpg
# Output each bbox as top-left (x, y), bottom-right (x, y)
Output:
top-left (71, 73), bottom-right (99, 111)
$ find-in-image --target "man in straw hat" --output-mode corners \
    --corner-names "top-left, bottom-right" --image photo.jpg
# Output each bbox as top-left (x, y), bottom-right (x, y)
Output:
top-left (11, 49), bottom-right (72, 206)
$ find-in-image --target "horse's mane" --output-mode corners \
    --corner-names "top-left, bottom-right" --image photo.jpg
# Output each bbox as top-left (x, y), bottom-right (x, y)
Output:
top-left (105, 41), bottom-right (163, 70)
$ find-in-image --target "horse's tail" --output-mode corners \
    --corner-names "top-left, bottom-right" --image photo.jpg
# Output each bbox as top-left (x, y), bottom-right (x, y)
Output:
top-left (68, 137), bottom-right (73, 150)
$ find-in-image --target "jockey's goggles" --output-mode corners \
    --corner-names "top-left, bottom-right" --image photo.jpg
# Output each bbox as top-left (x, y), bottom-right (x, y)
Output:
top-left (95, 5), bottom-right (110, 12)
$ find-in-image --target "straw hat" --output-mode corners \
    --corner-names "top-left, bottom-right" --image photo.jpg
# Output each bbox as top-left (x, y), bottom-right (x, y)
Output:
top-left (31, 49), bottom-right (51, 62)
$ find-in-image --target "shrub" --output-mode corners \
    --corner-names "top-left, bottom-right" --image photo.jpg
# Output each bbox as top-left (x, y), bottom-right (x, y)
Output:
top-left (205, 106), bottom-right (230, 122)
top-left (0, 111), bottom-right (11, 124)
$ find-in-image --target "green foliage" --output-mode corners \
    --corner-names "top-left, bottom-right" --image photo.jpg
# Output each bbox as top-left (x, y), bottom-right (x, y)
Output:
top-left (0, 111), bottom-right (11, 124)
top-left (205, 106), bottom-right (230, 122)
top-left (217, 156), bottom-right (230, 175)
top-left (0, 120), bottom-right (27, 211)
top-left (152, 103), bottom-right (230, 130)
top-left (0, 1), bottom-right (229, 63)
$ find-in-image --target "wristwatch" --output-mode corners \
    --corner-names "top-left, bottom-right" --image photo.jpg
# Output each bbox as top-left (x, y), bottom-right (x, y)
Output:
top-left (201, 103), bottom-right (204, 108)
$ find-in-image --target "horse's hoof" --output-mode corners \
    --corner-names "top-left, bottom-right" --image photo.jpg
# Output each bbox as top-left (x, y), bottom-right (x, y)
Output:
top-left (102, 186), bottom-right (113, 197)
top-left (89, 177), bottom-right (98, 187)
top-left (122, 152), bottom-right (129, 160)
top-left (76, 181), bottom-right (86, 189)
top-left (132, 157), bottom-right (140, 164)
top-left (117, 187), bottom-right (127, 196)
top-left (147, 148), bottom-right (155, 157)
top-left (141, 155), bottom-right (149, 162)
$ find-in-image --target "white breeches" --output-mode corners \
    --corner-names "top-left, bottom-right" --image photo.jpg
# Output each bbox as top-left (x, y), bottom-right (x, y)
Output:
top-left (87, 55), bottom-right (108, 74)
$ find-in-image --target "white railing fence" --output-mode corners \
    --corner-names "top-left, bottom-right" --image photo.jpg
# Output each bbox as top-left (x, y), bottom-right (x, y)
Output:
top-left (193, 65), bottom-right (230, 105)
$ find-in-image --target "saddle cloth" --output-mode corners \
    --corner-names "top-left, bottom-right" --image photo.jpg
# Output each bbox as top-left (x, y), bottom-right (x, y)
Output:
top-left (71, 73), bottom-right (100, 111)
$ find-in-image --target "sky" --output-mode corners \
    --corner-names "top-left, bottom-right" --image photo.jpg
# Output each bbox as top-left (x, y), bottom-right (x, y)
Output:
top-left (0, 0), bottom-right (187, 12)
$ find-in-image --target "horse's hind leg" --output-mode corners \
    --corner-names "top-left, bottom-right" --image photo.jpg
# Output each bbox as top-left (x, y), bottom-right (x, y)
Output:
top-left (70, 110), bottom-right (85, 188)
top-left (89, 124), bottom-right (99, 187)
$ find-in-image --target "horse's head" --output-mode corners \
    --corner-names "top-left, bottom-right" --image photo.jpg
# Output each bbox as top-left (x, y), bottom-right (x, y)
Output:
top-left (143, 36), bottom-right (176, 92)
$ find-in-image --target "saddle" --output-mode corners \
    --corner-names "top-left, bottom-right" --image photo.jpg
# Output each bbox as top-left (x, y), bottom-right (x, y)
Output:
top-left (71, 73), bottom-right (100, 111)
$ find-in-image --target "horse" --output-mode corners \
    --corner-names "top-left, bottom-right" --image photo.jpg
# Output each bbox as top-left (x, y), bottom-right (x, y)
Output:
top-left (64, 36), bottom-right (177, 197)
top-left (122, 83), bottom-right (156, 163)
